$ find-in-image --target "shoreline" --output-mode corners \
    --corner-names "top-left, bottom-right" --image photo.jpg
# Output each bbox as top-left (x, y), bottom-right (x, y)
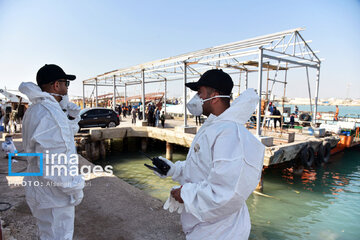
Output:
top-left (0, 138), bottom-right (185, 240)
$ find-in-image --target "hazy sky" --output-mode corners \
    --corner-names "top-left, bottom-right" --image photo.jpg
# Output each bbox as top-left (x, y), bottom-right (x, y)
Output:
top-left (1, 0), bottom-right (359, 100)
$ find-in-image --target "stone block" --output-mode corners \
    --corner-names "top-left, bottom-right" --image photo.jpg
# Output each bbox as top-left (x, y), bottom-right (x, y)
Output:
top-left (314, 128), bottom-right (325, 138)
top-left (136, 120), bottom-right (148, 127)
top-left (257, 136), bottom-right (274, 147)
top-left (175, 126), bottom-right (197, 134)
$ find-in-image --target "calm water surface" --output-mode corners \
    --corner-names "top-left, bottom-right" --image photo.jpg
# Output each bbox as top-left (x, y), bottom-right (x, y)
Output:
top-left (101, 147), bottom-right (360, 240)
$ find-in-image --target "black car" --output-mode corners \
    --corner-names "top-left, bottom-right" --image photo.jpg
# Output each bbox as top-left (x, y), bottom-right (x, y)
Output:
top-left (79, 108), bottom-right (120, 129)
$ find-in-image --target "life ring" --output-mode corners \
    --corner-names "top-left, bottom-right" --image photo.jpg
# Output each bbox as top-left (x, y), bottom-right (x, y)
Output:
top-left (301, 146), bottom-right (315, 168)
top-left (316, 113), bottom-right (322, 120)
top-left (299, 113), bottom-right (311, 122)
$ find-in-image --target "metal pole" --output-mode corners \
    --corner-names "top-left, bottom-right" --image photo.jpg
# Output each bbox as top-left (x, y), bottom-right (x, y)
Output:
top-left (183, 62), bottom-right (188, 127)
top-left (164, 78), bottom-right (167, 115)
top-left (305, 66), bottom-right (313, 117)
top-left (141, 69), bottom-right (146, 120)
top-left (266, 66), bottom-right (270, 101)
top-left (256, 48), bottom-right (264, 136)
top-left (245, 70), bottom-right (248, 90)
top-left (314, 65), bottom-right (321, 125)
top-left (282, 63), bottom-right (288, 114)
top-left (82, 83), bottom-right (85, 109)
top-left (238, 70), bottom-right (241, 96)
top-left (124, 84), bottom-right (127, 106)
top-left (95, 78), bottom-right (98, 107)
top-left (113, 75), bottom-right (116, 111)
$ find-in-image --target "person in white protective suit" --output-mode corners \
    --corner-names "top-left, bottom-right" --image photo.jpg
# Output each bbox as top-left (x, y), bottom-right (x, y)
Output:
top-left (148, 69), bottom-right (265, 240)
top-left (2, 134), bottom-right (17, 157)
top-left (19, 64), bottom-right (85, 240)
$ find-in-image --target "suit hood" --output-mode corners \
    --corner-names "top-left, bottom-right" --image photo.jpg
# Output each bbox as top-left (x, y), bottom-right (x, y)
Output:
top-left (18, 82), bottom-right (58, 105)
top-left (215, 88), bottom-right (259, 124)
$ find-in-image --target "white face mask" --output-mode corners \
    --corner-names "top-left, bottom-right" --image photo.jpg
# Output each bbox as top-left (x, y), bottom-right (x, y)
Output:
top-left (50, 93), bottom-right (69, 110)
top-left (186, 94), bottom-right (230, 116)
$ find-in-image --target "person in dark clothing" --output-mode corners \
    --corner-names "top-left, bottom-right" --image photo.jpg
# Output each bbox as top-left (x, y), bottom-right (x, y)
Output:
top-left (138, 103), bottom-right (143, 120)
top-left (122, 106), bottom-right (126, 118)
top-left (290, 113), bottom-right (295, 128)
top-left (195, 115), bottom-right (201, 126)
top-left (272, 107), bottom-right (282, 129)
top-left (117, 105), bottom-right (122, 116)
top-left (147, 104), bottom-right (154, 126)
top-left (160, 111), bottom-right (165, 128)
top-left (155, 107), bottom-right (160, 127)
top-left (131, 107), bottom-right (137, 124)
top-left (268, 102), bottom-right (274, 114)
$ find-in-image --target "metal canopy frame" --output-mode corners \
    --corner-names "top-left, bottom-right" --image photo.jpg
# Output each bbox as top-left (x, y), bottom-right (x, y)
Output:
top-left (83, 27), bottom-right (321, 134)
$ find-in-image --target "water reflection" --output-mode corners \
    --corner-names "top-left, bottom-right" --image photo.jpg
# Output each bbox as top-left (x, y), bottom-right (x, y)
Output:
top-left (103, 143), bottom-right (360, 240)
top-left (249, 148), bottom-right (360, 239)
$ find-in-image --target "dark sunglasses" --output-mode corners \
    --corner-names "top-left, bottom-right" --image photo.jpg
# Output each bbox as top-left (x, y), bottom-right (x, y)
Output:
top-left (53, 80), bottom-right (70, 87)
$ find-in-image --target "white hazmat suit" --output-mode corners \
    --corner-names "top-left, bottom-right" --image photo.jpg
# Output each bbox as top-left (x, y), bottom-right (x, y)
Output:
top-left (2, 136), bottom-right (17, 156)
top-left (19, 82), bottom-right (84, 240)
top-left (171, 88), bottom-right (265, 240)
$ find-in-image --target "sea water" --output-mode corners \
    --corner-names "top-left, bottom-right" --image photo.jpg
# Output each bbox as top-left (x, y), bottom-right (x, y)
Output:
top-left (102, 147), bottom-right (360, 240)
top-left (284, 104), bottom-right (360, 117)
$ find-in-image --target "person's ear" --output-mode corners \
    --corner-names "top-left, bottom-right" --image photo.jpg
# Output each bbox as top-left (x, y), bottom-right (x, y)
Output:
top-left (53, 81), bottom-right (60, 91)
top-left (211, 91), bottom-right (220, 103)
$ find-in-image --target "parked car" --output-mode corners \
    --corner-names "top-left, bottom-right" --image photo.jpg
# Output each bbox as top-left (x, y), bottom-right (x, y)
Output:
top-left (78, 108), bottom-right (120, 129)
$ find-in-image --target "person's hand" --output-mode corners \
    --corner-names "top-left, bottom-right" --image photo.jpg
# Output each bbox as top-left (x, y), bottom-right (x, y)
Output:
top-left (67, 102), bottom-right (81, 118)
top-left (171, 186), bottom-right (183, 203)
top-left (70, 191), bottom-right (84, 206)
top-left (164, 186), bottom-right (184, 213)
top-left (163, 196), bottom-right (184, 214)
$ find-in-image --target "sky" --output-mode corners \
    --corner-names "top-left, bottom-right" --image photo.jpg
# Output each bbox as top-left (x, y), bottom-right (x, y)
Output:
top-left (0, 0), bottom-right (359, 100)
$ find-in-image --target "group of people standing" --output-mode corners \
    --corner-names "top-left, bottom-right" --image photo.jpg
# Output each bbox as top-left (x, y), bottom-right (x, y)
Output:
top-left (116, 104), bottom-right (137, 119)
top-left (266, 102), bottom-right (282, 129)
top-left (144, 103), bottom-right (165, 128)
top-left (116, 102), bottom-right (165, 127)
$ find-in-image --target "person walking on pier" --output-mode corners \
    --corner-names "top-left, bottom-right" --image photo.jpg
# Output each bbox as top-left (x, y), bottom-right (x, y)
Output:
top-left (19, 64), bottom-right (85, 240)
top-left (151, 69), bottom-right (265, 240)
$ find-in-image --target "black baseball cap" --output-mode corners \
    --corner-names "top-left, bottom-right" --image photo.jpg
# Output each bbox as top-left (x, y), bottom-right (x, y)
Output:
top-left (36, 64), bottom-right (76, 86)
top-left (185, 69), bottom-right (233, 95)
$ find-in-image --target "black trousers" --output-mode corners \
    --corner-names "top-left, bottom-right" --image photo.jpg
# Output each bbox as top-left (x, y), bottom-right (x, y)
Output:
top-left (274, 118), bottom-right (281, 128)
top-left (195, 116), bottom-right (201, 126)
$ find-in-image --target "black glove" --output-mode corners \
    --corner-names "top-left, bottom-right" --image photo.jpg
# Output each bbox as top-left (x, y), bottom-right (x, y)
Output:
top-left (144, 156), bottom-right (171, 176)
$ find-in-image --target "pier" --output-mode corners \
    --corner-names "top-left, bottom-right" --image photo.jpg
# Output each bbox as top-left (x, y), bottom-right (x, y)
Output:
top-left (75, 116), bottom-right (340, 168)
top-left (77, 27), bottom-right (335, 174)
